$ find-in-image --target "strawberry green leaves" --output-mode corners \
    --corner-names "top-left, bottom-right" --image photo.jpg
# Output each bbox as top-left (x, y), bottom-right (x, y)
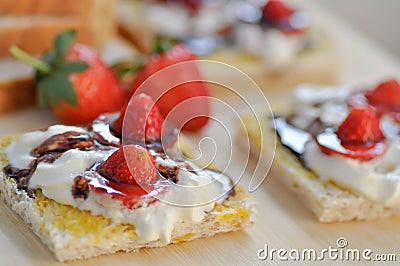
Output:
top-left (58, 61), bottom-right (88, 73)
top-left (38, 73), bottom-right (77, 107)
top-left (54, 29), bottom-right (77, 57)
top-left (10, 29), bottom-right (88, 109)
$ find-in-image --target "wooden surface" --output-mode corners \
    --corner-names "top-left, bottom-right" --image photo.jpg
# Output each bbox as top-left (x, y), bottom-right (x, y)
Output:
top-left (1, 1), bottom-right (400, 265)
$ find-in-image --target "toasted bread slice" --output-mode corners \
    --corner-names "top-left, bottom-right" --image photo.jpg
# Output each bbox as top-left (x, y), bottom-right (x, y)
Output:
top-left (0, 135), bottom-right (255, 262)
top-left (0, 15), bottom-right (116, 57)
top-left (0, 0), bottom-right (113, 16)
top-left (242, 111), bottom-right (399, 222)
top-left (0, 59), bottom-right (35, 112)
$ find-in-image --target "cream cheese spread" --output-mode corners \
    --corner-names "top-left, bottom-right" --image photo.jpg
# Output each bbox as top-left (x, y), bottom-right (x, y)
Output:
top-left (289, 86), bottom-right (400, 208)
top-left (235, 24), bottom-right (301, 69)
top-left (146, 2), bottom-right (233, 38)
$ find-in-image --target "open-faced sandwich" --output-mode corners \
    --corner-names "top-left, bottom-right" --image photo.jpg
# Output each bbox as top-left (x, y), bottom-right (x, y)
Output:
top-left (0, 93), bottom-right (255, 262)
top-left (243, 79), bottom-right (400, 222)
top-left (118, 0), bottom-right (340, 90)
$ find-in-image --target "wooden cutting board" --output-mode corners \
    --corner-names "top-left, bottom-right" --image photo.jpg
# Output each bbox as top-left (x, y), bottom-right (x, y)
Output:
top-left (0, 1), bottom-right (400, 265)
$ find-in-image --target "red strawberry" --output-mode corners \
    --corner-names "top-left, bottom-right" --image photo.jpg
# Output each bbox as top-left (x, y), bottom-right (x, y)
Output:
top-left (262, 0), bottom-right (307, 34)
top-left (11, 30), bottom-right (125, 125)
top-left (337, 107), bottom-right (384, 145)
top-left (94, 144), bottom-right (170, 208)
top-left (366, 79), bottom-right (400, 108)
top-left (316, 107), bottom-right (387, 161)
top-left (182, 0), bottom-right (202, 11)
top-left (97, 145), bottom-right (157, 185)
top-left (129, 42), bottom-right (210, 131)
top-left (263, 0), bottom-right (294, 22)
top-left (317, 137), bottom-right (388, 162)
top-left (112, 94), bottom-right (164, 143)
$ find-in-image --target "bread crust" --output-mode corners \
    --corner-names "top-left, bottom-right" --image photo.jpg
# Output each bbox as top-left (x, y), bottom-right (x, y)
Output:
top-left (0, 135), bottom-right (255, 262)
top-left (0, 0), bottom-right (110, 16)
top-left (0, 0), bottom-right (117, 113)
top-left (0, 16), bottom-right (115, 57)
top-left (0, 76), bottom-right (34, 112)
top-left (242, 111), bottom-right (399, 223)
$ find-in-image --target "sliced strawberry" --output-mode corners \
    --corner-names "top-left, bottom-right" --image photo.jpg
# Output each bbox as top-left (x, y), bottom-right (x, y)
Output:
top-left (316, 107), bottom-right (388, 161)
top-left (336, 107), bottom-right (384, 145)
top-left (112, 94), bottom-right (164, 143)
top-left (97, 145), bottom-right (157, 185)
top-left (93, 144), bottom-right (171, 208)
top-left (89, 176), bottom-right (157, 208)
top-left (317, 132), bottom-right (388, 161)
top-left (263, 0), bottom-right (294, 22)
top-left (261, 0), bottom-right (307, 34)
top-left (366, 79), bottom-right (400, 111)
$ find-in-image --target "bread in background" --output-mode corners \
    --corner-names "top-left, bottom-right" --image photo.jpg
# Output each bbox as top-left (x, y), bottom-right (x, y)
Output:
top-left (0, 0), bottom-right (117, 113)
top-left (0, 0), bottom-right (116, 56)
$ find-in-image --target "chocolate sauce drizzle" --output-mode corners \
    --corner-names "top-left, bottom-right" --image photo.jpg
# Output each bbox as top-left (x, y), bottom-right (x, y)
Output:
top-left (274, 115), bottom-right (330, 169)
top-left (3, 116), bottom-right (235, 199)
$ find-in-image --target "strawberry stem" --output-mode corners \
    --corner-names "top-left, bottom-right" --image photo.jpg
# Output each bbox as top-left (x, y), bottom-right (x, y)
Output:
top-left (111, 55), bottom-right (147, 77)
top-left (152, 36), bottom-right (175, 54)
top-left (10, 46), bottom-right (51, 74)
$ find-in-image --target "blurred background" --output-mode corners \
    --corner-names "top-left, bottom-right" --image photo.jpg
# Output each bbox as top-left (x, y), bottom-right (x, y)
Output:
top-left (319, 0), bottom-right (400, 60)
top-left (1, 0), bottom-right (399, 116)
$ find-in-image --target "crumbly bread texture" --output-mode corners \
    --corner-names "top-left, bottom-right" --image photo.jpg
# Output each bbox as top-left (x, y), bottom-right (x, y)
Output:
top-left (242, 111), bottom-right (400, 223)
top-left (0, 135), bottom-right (255, 262)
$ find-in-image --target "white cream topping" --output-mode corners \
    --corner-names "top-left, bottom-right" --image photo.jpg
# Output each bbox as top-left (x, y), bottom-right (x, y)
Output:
top-left (305, 141), bottom-right (400, 208)
top-left (235, 24), bottom-right (303, 69)
top-left (29, 149), bottom-right (114, 206)
top-left (146, 2), bottom-right (233, 38)
top-left (290, 85), bottom-right (352, 130)
top-left (192, 8), bottom-right (232, 36)
top-left (146, 4), bottom-right (190, 38)
top-left (5, 126), bottom-right (228, 243)
top-left (5, 125), bottom-right (86, 169)
top-left (292, 86), bottom-right (400, 208)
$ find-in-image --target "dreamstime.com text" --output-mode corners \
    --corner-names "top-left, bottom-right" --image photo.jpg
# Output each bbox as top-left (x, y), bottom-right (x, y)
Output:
top-left (257, 237), bottom-right (396, 262)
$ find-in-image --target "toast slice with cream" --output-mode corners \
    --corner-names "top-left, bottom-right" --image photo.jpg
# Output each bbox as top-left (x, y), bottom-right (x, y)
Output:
top-left (0, 115), bottom-right (255, 261)
top-left (242, 81), bottom-right (400, 222)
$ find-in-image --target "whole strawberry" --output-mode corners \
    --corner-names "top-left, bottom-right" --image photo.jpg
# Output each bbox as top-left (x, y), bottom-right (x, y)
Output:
top-left (129, 40), bottom-right (210, 131)
top-left (10, 29), bottom-right (125, 124)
